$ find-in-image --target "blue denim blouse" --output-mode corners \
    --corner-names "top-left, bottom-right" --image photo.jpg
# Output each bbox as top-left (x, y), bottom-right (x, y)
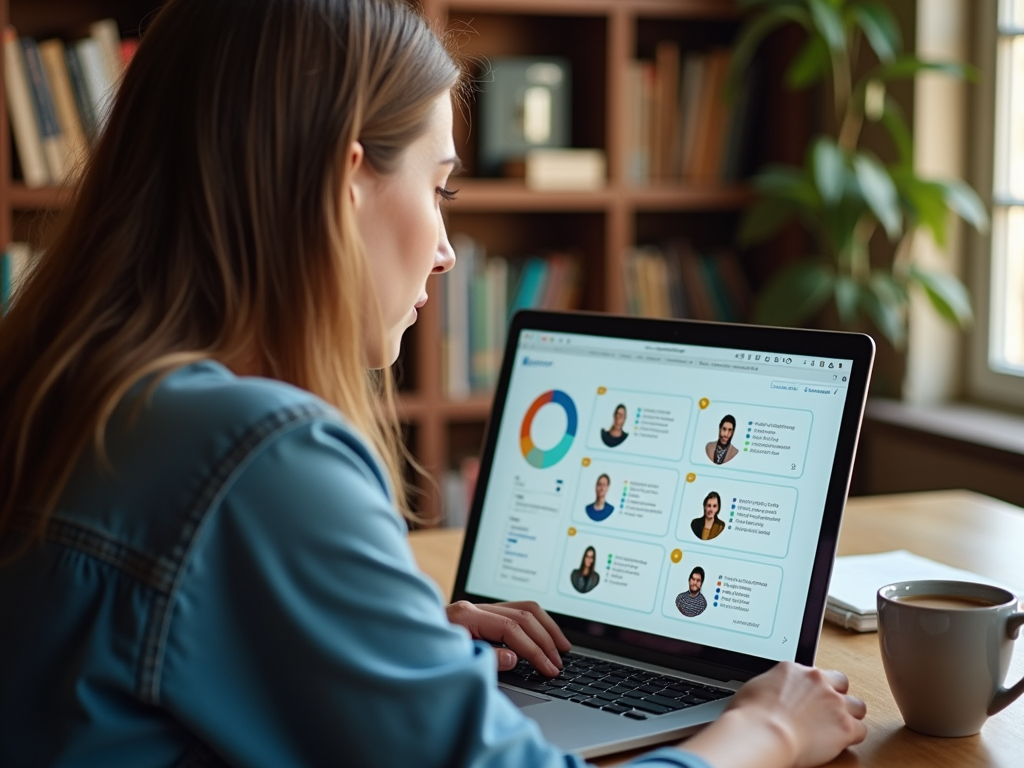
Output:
top-left (0, 362), bottom-right (710, 768)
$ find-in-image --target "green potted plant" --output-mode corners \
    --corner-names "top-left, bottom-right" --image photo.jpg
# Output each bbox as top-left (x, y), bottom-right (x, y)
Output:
top-left (730, 0), bottom-right (988, 348)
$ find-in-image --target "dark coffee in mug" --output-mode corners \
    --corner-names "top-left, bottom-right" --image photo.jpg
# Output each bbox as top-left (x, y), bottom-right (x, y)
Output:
top-left (892, 594), bottom-right (998, 610)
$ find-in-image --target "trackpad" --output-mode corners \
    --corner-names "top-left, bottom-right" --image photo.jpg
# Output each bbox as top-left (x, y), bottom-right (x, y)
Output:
top-left (501, 687), bottom-right (547, 708)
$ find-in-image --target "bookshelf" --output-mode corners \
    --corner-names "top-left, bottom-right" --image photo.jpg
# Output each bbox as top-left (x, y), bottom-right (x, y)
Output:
top-left (0, 0), bottom-right (807, 523)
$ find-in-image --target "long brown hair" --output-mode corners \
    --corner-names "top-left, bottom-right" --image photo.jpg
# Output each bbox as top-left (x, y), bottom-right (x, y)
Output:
top-left (0, 0), bottom-right (462, 543)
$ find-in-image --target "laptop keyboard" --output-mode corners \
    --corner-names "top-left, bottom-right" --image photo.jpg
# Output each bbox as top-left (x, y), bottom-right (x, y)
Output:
top-left (498, 652), bottom-right (734, 720)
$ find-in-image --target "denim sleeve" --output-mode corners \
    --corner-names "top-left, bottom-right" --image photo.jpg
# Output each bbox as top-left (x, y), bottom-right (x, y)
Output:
top-left (155, 415), bottom-right (714, 768)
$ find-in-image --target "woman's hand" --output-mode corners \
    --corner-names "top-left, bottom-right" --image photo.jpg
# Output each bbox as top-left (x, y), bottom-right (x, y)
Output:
top-left (445, 600), bottom-right (571, 677)
top-left (682, 662), bottom-right (867, 768)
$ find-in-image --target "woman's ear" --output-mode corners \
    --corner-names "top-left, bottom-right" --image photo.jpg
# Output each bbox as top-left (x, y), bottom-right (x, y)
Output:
top-left (347, 141), bottom-right (366, 207)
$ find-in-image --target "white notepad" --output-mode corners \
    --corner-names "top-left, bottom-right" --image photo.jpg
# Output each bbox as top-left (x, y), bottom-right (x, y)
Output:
top-left (825, 550), bottom-right (1016, 632)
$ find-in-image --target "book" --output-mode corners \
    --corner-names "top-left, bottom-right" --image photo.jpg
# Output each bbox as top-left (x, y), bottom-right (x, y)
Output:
top-left (1, 242), bottom-right (35, 311)
top-left (444, 233), bottom-right (476, 399)
top-left (89, 19), bottom-right (124, 84)
top-left (73, 37), bottom-right (115, 137)
top-left (653, 40), bottom-right (680, 180)
top-left (686, 48), bottom-right (732, 181)
top-left (62, 44), bottom-right (94, 142)
top-left (625, 61), bottom-right (648, 184)
top-left (4, 28), bottom-right (49, 187)
top-left (22, 38), bottom-right (72, 182)
top-left (677, 52), bottom-right (706, 180)
top-left (825, 550), bottom-right (1016, 632)
top-left (39, 39), bottom-right (88, 178)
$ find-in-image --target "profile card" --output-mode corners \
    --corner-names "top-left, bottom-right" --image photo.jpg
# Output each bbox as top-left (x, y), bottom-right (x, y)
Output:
top-left (572, 459), bottom-right (678, 537)
top-left (677, 475), bottom-right (797, 558)
top-left (661, 552), bottom-right (783, 637)
top-left (586, 388), bottom-right (692, 462)
top-left (558, 531), bottom-right (664, 613)
top-left (690, 401), bottom-right (813, 478)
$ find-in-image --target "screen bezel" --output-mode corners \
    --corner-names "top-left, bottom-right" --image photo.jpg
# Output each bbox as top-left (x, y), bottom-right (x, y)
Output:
top-left (451, 310), bottom-right (875, 679)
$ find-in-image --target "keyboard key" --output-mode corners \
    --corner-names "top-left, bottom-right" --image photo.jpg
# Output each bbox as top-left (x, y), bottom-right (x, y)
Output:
top-left (580, 698), bottom-right (605, 709)
top-left (680, 695), bottom-right (710, 706)
top-left (594, 690), bottom-right (619, 701)
top-left (545, 688), bottom-right (576, 700)
top-left (642, 694), bottom-right (686, 710)
top-left (589, 680), bottom-right (614, 690)
top-left (702, 689), bottom-right (734, 700)
top-left (607, 685), bottom-right (634, 696)
top-left (629, 700), bottom-right (672, 715)
top-left (624, 711), bottom-right (649, 721)
top-left (602, 704), bottom-right (631, 715)
top-left (565, 684), bottom-right (603, 697)
top-left (637, 684), bottom-right (663, 694)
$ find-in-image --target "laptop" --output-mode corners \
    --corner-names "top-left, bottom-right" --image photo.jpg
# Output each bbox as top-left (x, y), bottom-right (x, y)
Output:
top-left (451, 310), bottom-right (875, 758)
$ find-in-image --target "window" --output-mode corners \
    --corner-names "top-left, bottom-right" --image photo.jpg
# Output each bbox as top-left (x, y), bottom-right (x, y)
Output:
top-left (969, 0), bottom-right (1024, 407)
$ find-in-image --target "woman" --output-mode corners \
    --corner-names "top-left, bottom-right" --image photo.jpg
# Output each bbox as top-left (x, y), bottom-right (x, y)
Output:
top-left (570, 546), bottom-right (600, 594)
top-left (691, 491), bottom-right (727, 541)
top-left (600, 403), bottom-right (629, 447)
top-left (0, 1), bottom-right (866, 766)
top-left (584, 473), bottom-right (615, 522)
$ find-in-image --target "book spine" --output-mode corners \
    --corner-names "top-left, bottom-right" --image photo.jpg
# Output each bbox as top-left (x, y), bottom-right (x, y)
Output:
top-left (74, 38), bottom-right (115, 136)
top-left (4, 28), bottom-right (50, 187)
top-left (88, 19), bottom-right (123, 83)
top-left (64, 45), bottom-right (96, 141)
top-left (39, 39), bottom-right (88, 179)
top-left (22, 38), bottom-right (71, 182)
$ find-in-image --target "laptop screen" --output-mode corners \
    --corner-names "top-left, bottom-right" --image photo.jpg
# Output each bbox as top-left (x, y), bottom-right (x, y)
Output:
top-left (462, 326), bottom-right (856, 665)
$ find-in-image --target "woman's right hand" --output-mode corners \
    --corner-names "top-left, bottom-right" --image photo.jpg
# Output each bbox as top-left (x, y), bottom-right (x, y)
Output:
top-left (681, 661), bottom-right (867, 768)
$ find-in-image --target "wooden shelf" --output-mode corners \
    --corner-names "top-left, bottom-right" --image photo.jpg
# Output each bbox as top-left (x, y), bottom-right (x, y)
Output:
top-left (399, 393), bottom-right (494, 421)
top-left (8, 183), bottom-right (71, 210)
top-left (447, 180), bottom-right (751, 212)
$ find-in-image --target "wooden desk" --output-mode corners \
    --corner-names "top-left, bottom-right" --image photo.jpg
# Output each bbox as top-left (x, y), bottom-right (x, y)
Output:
top-left (409, 490), bottom-right (1024, 767)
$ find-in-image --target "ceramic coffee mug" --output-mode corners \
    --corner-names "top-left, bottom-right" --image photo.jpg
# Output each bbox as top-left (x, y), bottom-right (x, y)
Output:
top-left (877, 579), bottom-right (1024, 737)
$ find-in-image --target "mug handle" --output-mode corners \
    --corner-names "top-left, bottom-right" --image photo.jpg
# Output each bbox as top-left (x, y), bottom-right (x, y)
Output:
top-left (988, 612), bottom-right (1024, 716)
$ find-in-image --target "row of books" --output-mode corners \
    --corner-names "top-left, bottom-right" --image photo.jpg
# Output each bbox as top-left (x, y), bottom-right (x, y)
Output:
top-left (626, 43), bottom-right (754, 184)
top-left (5, 20), bottom-right (136, 188)
top-left (623, 240), bottom-right (751, 322)
top-left (440, 234), bottom-right (583, 398)
top-left (0, 241), bottom-right (37, 312)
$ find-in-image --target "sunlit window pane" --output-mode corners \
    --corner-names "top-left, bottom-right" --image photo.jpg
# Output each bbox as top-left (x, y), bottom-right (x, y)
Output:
top-left (1001, 0), bottom-right (1024, 30)
top-left (995, 38), bottom-right (1024, 198)
top-left (992, 3), bottom-right (1024, 376)
top-left (991, 208), bottom-right (1024, 371)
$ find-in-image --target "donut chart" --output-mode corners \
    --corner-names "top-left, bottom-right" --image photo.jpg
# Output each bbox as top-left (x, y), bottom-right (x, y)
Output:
top-left (520, 390), bottom-right (578, 469)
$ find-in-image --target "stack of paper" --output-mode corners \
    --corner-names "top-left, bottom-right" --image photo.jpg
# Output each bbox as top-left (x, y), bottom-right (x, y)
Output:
top-left (825, 550), bottom-right (1015, 632)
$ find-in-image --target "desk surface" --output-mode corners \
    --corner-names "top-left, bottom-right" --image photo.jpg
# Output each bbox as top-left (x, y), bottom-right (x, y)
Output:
top-left (409, 490), bottom-right (1024, 768)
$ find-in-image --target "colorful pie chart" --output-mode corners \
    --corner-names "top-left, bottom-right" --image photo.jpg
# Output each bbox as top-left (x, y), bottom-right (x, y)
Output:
top-left (520, 390), bottom-right (577, 469)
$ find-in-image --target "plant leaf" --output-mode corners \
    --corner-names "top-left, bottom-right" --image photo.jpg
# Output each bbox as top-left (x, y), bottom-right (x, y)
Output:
top-left (860, 274), bottom-right (906, 347)
top-left (891, 171), bottom-right (948, 246)
top-left (753, 261), bottom-right (835, 326)
top-left (808, 0), bottom-right (847, 54)
top-left (834, 276), bottom-right (861, 325)
top-left (812, 137), bottom-right (846, 204)
top-left (728, 6), bottom-right (812, 95)
top-left (751, 164), bottom-right (819, 207)
top-left (849, 2), bottom-right (902, 63)
top-left (933, 179), bottom-right (990, 234)
top-left (853, 153), bottom-right (902, 239)
top-left (738, 198), bottom-right (802, 245)
top-left (870, 56), bottom-right (975, 83)
top-left (879, 94), bottom-right (913, 167)
top-left (785, 36), bottom-right (830, 88)
top-left (909, 264), bottom-right (974, 327)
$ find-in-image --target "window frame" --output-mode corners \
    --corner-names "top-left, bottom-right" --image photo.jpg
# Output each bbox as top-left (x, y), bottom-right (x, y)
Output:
top-left (967, 0), bottom-right (1024, 409)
